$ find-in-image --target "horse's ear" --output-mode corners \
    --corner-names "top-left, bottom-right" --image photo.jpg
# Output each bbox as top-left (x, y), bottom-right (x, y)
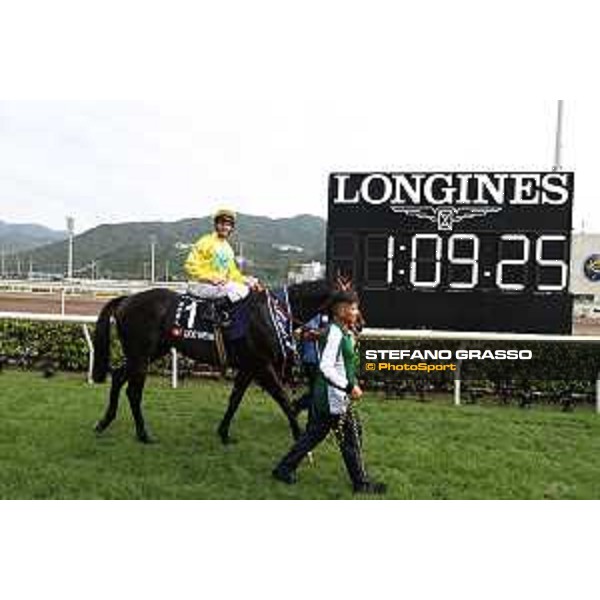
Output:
top-left (334, 274), bottom-right (354, 291)
top-left (333, 271), bottom-right (341, 288)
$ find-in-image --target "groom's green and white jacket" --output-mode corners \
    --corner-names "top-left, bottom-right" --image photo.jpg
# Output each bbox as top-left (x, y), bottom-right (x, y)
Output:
top-left (313, 322), bottom-right (358, 418)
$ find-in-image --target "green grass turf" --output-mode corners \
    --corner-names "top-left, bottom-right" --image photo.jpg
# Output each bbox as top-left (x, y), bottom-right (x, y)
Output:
top-left (1, 370), bottom-right (599, 499)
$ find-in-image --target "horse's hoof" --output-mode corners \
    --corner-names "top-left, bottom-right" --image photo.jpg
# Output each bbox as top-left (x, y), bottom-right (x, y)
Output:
top-left (94, 421), bottom-right (106, 434)
top-left (217, 428), bottom-right (228, 444)
top-left (137, 434), bottom-right (155, 444)
top-left (218, 431), bottom-right (237, 445)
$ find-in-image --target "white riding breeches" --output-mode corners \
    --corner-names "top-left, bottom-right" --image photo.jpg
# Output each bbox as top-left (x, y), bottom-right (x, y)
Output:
top-left (188, 281), bottom-right (250, 302)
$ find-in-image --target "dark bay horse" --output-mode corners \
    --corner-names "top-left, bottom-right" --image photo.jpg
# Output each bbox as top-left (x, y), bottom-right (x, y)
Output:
top-left (92, 280), bottom-right (334, 444)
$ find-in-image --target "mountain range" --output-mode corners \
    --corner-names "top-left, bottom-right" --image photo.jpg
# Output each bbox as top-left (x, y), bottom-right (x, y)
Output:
top-left (0, 220), bottom-right (68, 252)
top-left (0, 214), bottom-right (326, 284)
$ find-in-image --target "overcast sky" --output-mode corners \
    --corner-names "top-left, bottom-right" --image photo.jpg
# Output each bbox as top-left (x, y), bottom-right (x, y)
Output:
top-left (0, 3), bottom-right (597, 235)
top-left (0, 99), bottom-right (597, 234)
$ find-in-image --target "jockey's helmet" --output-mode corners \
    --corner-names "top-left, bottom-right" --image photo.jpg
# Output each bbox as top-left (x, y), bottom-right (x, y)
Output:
top-left (214, 208), bottom-right (236, 227)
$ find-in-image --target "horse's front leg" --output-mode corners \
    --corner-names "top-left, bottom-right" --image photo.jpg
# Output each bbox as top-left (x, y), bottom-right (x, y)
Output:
top-left (217, 369), bottom-right (254, 444)
top-left (256, 365), bottom-right (302, 441)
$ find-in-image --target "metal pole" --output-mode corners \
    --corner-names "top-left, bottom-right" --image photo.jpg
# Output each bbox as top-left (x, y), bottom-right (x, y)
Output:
top-left (553, 100), bottom-right (564, 172)
top-left (68, 234), bottom-right (73, 279)
top-left (1, 247), bottom-right (5, 278)
top-left (150, 235), bottom-right (157, 284)
top-left (596, 372), bottom-right (600, 415)
top-left (60, 287), bottom-right (66, 315)
top-left (82, 324), bottom-right (94, 384)
top-left (171, 347), bottom-right (178, 389)
top-left (454, 359), bottom-right (462, 406)
top-left (66, 216), bottom-right (75, 280)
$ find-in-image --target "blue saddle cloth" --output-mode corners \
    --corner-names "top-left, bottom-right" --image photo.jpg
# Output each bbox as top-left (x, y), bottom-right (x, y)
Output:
top-left (226, 297), bottom-right (252, 341)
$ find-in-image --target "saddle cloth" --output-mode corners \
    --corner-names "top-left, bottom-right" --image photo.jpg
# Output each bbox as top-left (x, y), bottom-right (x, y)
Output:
top-left (168, 290), bottom-right (296, 372)
top-left (169, 293), bottom-right (251, 342)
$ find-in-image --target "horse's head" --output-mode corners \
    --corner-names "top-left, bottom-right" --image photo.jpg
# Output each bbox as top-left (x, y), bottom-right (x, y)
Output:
top-left (287, 279), bottom-right (334, 324)
top-left (287, 276), bottom-right (365, 331)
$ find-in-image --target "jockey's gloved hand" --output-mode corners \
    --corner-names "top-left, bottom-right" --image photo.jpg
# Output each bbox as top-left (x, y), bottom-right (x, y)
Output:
top-left (246, 276), bottom-right (260, 289)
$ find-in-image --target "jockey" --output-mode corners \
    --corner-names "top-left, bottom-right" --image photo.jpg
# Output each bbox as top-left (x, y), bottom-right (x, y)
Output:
top-left (185, 208), bottom-right (256, 303)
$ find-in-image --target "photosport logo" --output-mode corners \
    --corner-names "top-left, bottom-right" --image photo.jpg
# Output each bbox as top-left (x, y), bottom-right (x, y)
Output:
top-left (583, 255), bottom-right (600, 282)
top-left (356, 341), bottom-right (581, 383)
top-left (362, 348), bottom-right (532, 377)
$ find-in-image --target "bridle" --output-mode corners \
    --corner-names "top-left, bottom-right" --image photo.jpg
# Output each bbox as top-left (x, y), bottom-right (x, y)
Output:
top-left (263, 276), bottom-right (362, 378)
top-left (267, 274), bottom-right (358, 329)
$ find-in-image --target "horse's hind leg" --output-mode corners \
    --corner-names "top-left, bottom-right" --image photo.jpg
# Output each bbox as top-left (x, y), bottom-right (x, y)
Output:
top-left (94, 364), bottom-right (128, 434)
top-left (217, 369), bottom-right (254, 445)
top-left (256, 366), bottom-right (302, 441)
top-left (125, 362), bottom-right (152, 443)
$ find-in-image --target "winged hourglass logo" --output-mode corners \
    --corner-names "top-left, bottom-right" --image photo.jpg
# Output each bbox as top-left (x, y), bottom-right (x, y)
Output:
top-left (390, 206), bottom-right (503, 232)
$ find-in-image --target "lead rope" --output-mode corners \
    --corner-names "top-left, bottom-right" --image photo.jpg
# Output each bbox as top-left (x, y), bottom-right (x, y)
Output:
top-left (332, 404), bottom-right (368, 482)
top-left (282, 285), bottom-right (300, 378)
top-left (283, 285), bottom-right (294, 341)
top-left (266, 292), bottom-right (286, 363)
top-left (278, 286), bottom-right (314, 465)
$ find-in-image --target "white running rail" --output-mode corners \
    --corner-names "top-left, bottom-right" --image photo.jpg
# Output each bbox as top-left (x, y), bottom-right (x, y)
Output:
top-left (1, 313), bottom-right (599, 408)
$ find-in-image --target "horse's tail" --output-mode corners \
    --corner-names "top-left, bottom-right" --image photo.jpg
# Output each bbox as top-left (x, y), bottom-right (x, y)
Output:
top-left (92, 295), bottom-right (127, 383)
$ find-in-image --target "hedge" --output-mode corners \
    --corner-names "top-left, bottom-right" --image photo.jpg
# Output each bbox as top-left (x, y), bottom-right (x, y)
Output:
top-left (1, 320), bottom-right (599, 404)
top-left (0, 319), bottom-right (221, 377)
top-left (0, 319), bottom-right (106, 371)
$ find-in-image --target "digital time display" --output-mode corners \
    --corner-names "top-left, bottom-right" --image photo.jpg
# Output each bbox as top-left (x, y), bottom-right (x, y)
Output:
top-left (327, 172), bottom-right (574, 334)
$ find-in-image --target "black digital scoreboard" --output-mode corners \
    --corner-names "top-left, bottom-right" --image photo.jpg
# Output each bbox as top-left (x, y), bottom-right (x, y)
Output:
top-left (327, 172), bottom-right (575, 334)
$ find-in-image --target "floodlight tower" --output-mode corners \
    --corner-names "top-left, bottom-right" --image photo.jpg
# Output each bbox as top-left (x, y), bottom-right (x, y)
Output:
top-left (150, 234), bottom-right (157, 283)
top-left (66, 216), bottom-right (75, 280)
top-left (553, 100), bottom-right (564, 172)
